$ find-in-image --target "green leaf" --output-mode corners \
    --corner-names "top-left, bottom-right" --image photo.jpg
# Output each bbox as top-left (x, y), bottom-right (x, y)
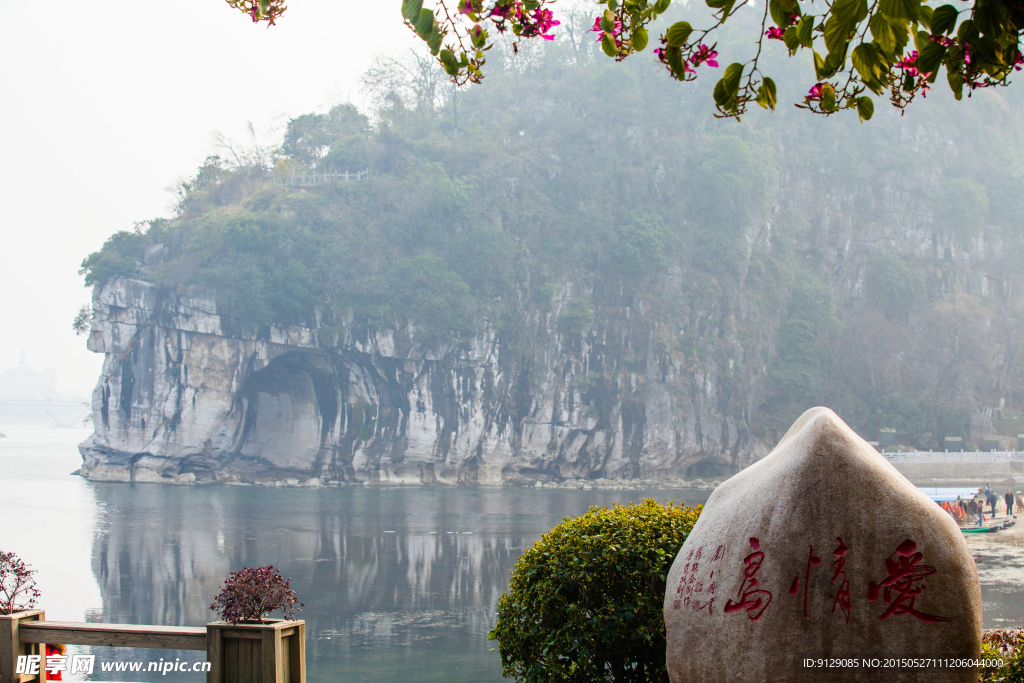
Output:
top-left (823, 16), bottom-right (853, 56)
top-left (706, 0), bottom-right (737, 15)
top-left (947, 68), bottom-right (964, 99)
top-left (852, 42), bottom-right (887, 89)
top-left (856, 95), bottom-right (875, 121)
top-left (797, 16), bottom-right (815, 47)
top-left (957, 18), bottom-right (976, 42)
top-left (813, 50), bottom-right (835, 79)
top-left (970, 35), bottom-right (998, 64)
top-left (832, 0), bottom-right (868, 26)
top-left (870, 12), bottom-right (909, 56)
top-left (666, 47), bottom-right (686, 78)
top-left (917, 5), bottom-right (933, 29)
top-left (826, 45), bottom-right (848, 71)
top-left (426, 28), bottom-right (443, 55)
top-left (653, 0), bottom-right (672, 13)
top-left (633, 27), bottom-right (649, 51)
top-left (783, 26), bottom-right (800, 51)
top-left (439, 48), bottom-right (460, 76)
top-left (775, 0), bottom-right (798, 12)
top-left (769, 0), bottom-right (788, 28)
top-left (414, 8), bottom-right (434, 37)
top-left (915, 40), bottom-right (947, 72)
top-left (974, 1), bottom-right (1007, 41)
top-left (755, 77), bottom-right (778, 110)
top-left (665, 21), bottom-right (693, 47)
top-left (600, 10), bottom-right (616, 32)
top-left (713, 62), bottom-right (744, 106)
top-left (401, 0), bottom-right (424, 22)
top-left (913, 29), bottom-right (931, 52)
top-left (723, 61), bottom-right (744, 92)
top-left (602, 32), bottom-right (618, 57)
top-left (879, 0), bottom-right (919, 24)
top-left (929, 4), bottom-right (958, 35)
top-left (821, 82), bottom-right (837, 110)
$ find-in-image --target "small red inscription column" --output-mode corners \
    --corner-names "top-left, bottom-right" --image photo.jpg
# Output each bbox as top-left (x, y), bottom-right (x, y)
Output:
top-left (671, 544), bottom-right (723, 615)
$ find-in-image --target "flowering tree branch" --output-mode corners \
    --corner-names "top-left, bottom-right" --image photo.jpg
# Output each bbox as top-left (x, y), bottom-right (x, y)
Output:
top-left (0, 551), bottom-right (41, 615)
top-left (230, 0), bottom-right (1024, 120)
top-left (226, 0), bottom-right (287, 25)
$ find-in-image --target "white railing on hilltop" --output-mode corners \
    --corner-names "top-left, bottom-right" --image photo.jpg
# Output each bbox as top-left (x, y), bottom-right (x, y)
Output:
top-left (276, 169), bottom-right (368, 186)
top-left (883, 451), bottom-right (1024, 463)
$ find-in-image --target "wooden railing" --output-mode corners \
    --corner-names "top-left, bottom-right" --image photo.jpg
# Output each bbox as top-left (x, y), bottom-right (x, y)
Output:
top-left (1, 610), bottom-right (305, 683)
top-left (19, 621), bottom-right (207, 651)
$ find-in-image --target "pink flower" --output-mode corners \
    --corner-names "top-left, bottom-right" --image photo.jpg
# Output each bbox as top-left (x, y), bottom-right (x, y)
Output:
top-left (532, 8), bottom-right (559, 40)
top-left (930, 34), bottom-right (954, 47)
top-left (458, 0), bottom-right (474, 14)
top-left (591, 15), bottom-right (623, 43)
top-left (807, 82), bottom-right (824, 100)
top-left (490, 2), bottom-right (519, 20)
top-left (896, 51), bottom-right (921, 76)
top-left (691, 44), bottom-right (718, 68)
top-left (765, 27), bottom-right (785, 40)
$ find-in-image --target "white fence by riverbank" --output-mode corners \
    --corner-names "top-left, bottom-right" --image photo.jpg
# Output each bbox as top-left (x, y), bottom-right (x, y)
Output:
top-left (884, 451), bottom-right (1024, 464)
top-left (276, 169), bottom-right (368, 185)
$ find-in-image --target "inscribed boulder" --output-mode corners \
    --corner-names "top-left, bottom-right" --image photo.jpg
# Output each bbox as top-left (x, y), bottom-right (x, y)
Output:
top-left (664, 407), bottom-right (982, 682)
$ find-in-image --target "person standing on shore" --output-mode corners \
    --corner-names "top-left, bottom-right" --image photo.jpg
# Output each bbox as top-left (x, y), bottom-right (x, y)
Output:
top-left (1006, 490), bottom-right (1015, 517)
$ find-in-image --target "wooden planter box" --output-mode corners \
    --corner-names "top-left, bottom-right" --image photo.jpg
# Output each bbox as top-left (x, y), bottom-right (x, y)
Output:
top-left (0, 609), bottom-right (46, 683)
top-left (206, 620), bottom-right (305, 683)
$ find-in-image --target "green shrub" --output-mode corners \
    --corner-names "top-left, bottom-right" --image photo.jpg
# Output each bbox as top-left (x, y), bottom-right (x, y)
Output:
top-left (488, 499), bottom-right (702, 682)
top-left (981, 629), bottom-right (1024, 682)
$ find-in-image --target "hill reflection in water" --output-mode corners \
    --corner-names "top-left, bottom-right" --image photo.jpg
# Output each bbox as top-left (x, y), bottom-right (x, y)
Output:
top-left (88, 484), bottom-right (710, 681)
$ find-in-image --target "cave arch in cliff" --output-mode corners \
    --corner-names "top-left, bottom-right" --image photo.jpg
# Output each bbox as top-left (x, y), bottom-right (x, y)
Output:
top-left (237, 352), bottom-right (340, 473)
top-left (685, 457), bottom-right (737, 479)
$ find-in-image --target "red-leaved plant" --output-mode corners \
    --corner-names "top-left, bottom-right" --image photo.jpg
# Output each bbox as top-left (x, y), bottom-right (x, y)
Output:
top-left (0, 550), bottom-right (41, 615)
top-left (209, 566), bottom-right (303, 624)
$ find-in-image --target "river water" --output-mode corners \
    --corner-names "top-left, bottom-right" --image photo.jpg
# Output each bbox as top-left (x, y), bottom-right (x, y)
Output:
top-left (3, 426), bottom-right (1022, 681)
top-left (0, 426), bottom-right (712, 681)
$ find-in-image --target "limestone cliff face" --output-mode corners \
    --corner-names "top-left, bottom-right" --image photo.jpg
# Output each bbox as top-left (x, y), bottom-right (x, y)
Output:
top-left (79, 278), bottom-right (767, 484)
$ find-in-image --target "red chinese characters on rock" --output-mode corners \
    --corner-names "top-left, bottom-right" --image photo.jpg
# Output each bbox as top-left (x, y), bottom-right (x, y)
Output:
top-left (867, 539), bottom-right (951, 623)
top-left (671, 544), bottom-right (724, 615)
top-left (724, 537), bottom-right (772, 621)
top-left (787, 545), bottom-right (822, 618)
top-left (831, 537), bottom-right (852, 623)
top-left (674, 535), bottom-right (954, 626)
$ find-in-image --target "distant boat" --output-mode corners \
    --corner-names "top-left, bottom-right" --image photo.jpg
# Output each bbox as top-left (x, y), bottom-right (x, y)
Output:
top-left (962, 518), bottom-right (1016, 534)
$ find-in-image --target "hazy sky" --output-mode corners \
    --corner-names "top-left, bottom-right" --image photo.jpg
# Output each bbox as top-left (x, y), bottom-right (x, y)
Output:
top-left (0, 1), bottom-right (419, 397)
